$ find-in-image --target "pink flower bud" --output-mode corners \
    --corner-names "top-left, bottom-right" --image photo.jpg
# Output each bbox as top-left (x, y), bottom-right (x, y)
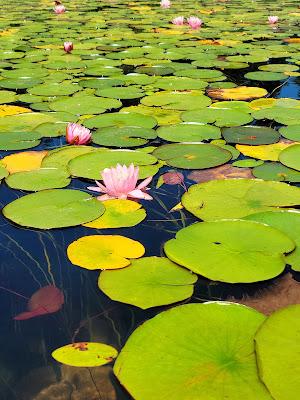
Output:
top-left (54, 4), bottom-right (66, 14)
top-left (160, 0), bottom-right (171, 9)
top-left (66, 123), bottom-right (91, 145)
top-left (268, 16), bottom-right (279, 24)
top-left (187, 16), bottom-right (203, 29)
top-left (64, 41), bottom-right (73, 53)
top-left (172, 16), bottom-right (185, 25)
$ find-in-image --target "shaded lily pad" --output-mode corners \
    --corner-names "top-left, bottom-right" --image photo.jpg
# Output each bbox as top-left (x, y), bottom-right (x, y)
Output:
top-left (164, 220), bottom-right (294, 283)
top-left (182, 179), bottom-right (300, 221)
top-left (3, 189), bottom-right (105, 229)
top-left (0, 131), bottom-right (42, 150)
top-left (153, 143), bottom-right (232, 169)
top-left (114, 302), bottom-right (271, 400)
top-left (255, 305), bottom-right (300, 400)
top-left (99, 256), bottom-right (197, 309)
top-left (67, 235), bottom-right (145, 270)
top-left (52, 342), bottom-right (118, 367)
top-left (222, 126), bottom-right (279, 145)
top-left (83, 199), bottom-right (146, 229)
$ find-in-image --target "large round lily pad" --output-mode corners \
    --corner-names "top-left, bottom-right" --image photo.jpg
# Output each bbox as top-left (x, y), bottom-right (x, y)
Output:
top-left (255, 305), bottom-right (300, 400)
top-left (252, 162), bottom-right (300, 182)
top-left (99, 256), bottom-right (197, 309)
top-left (181, 108), bottom-right (253, 127)
top-left (182, 179), bottom-right (300, 221)
top-left (0, 131), bottom-right (42, 150)
top-left (2, 189), bottom-right (105, 229)
top-left (52, 342), bottom-right (118, 367)
top-left (222, 126), bottom-right (279, 145)
top-left (67, 235), bottom-right (145, 270)
top-left (92, 126), bottom-right (157, 147)
top-left (245, 210), bottom-right (300, 272)
top-left (114, 302), bottom-right (271, 400)
top-left (152, 143), bottom-right (231, 169)
top-left (41, 146), bottom-right (96, 169)
top-left (279, 144), bottom-right (300, 171)
top-left (141, 91), bottom-right (212, 110)
top-left (84, 112), bottom-right (157, 129)
top-left (164, 220), bottom-right (293, 283)
top-left (157, 123), bottom-right (221, 142)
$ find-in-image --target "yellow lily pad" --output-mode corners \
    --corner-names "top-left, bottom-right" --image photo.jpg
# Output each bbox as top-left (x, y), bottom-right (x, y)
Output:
top-left (83, 199), bottom-right (146, 229)
top-left (2, 151), bottom-right (48, 174)
top-left (52, 342), bottom-right (118, 367)
top-left (0, 105), bottom-right (32, 117)
top-left (236, 142), bottom-right (297, 161)
top-left (67, 235), bottom-right (145, 270)
top-left (207, 86), bottom-right (268, 100)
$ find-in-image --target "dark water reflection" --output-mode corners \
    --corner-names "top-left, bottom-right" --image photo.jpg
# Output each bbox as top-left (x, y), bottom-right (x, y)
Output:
top-left (1, 0), bottom-right (300, 399)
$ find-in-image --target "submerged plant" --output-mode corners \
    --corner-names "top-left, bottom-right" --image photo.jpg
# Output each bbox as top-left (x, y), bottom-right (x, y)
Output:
top-left (63, 41), bottom-right (73, 53)
top-left (172, 16), bottom-right (185, 25)
top-left (66, 123), bottom-right (91, 145)
top-left (268, 15), bottom-right (279, 24)
top-left (160, 0), bottom-right (171, 9)
top-left (187, 16), bottom-right (203, 29)
top-left (87, 163), bottom-right (153, 201)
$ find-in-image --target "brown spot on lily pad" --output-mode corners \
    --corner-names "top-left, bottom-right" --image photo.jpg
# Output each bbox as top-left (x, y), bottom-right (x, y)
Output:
top-left (187, 164), bottom-right (254, 183)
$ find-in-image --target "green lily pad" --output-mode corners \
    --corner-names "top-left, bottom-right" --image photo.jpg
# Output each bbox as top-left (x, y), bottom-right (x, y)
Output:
top-left (2, 189), bottom-right (105, 229)
top-left (259, 64), bottom-right (299, 72)
top-left (0, 78), bottom-right (43, 90)
top-left (49, 95), bottom-right (121, 115)
top-left (99, 256), bottom-right (197, 309)
top-left (245, 71), bottom-right (287, 81)
top-left (69, 149), bottom-right (157, 180)
top-left (141, 91), bottom-right (211, 110)
top-left (152, 76), bottom-right (207, 91)
top-left (42, 146), bottom-right (96, 169)
top-left (28, 82), bottom-right (81, 96)
top-left (245, 210), bottom-right (300, 272)
top-left (232, 159), bottom-right (264, 168)
top-left (78, 78), bottom-right (124, 89)
top-left (34, 122), bottom-right (68, 138)
top-left (252, 162), bottom-right (300, 182)
top-left (0, 131), bottom-right (42, 150)
top-left (96, 86), bottom-right (144, 99)
top-left (0, 112), bottom-right (58, 132)
top-left (0, 164), bottom-right (8, 180)
top-left (222, 126), bottom-right (279, 145)
top-left (253, 107), bottom-right (300, 125)
top-left (164, 220), bottom-right (294, 283)
top-left (114, 302), bottom-right (271, 400)
top-left (5, 168), bottom-right (71, 191)
top-left (157, 123), bottom-right (221, 142)
top-left (153, 143), bottom-right (232, 169)
top-left (0, 90), bottom-right (17, 104)
top-left (181, 108), bottom-right (253, 127)
top-left (182, 179), bottom-right (300, 221)
top-left (279, 125), bottom-right (300, 141)
top-left (255, 305), bottom-right (300, 400)
top-left (84, 112), bottom-right (157, 129)
top-left (279, 144), bottom-right (300, 171)
top-left (92, 126), bottom-right (157, 147)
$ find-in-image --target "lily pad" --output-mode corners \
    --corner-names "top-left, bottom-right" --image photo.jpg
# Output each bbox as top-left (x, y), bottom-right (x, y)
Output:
top-left (96, 86), bottom-right (144, 99)
top-left (114, 302), bottom-right (271, 400)
top-left (153, 143), bottom-right (232, 169)
top-left (236, 142), bottom-right (295, 161)
top-left (207, 86), bottom-right (268, 100)
top-left (2, 150), bottom-right (48, 173)
top-left (279, 144), bottom-right (300, 171)
top-left (164, 220), bottom-right (294, 283)
top-left (28, 82), bottom-right (81, 96)
top-left (0, 131), bottom-right (42, 150)
top-left (49, 95), bottom-right (121, 115)
top-left (41, 146), bottom-right (96, 169)
top-left (3, 189), bottom-right (104, 229)
top-left (0, 164), bottom-right (8, 180)
top-left (92, 126), bottom-right (157, 147)
top-left (0, 90), bottom-right (17, 104)
top-left (245, 71), bottom-right (287, 81)
top-left (182, 179), bottom-right (300, 221)
top-left (141, 91), bottom-right (211, 110)
top-left (99, 257), bottom-right (197, 309)
top-left (181, 108), bottom-right (253, 127)
top-left (67, 235), bottom-right (145, 270)
top-left (255, 305), bottom-right (300, 400)
top-left (222, 126), bottom-right (279, 145)
top-left (279, 125), bottom-right (300, 141)
top-left (83, 199), bottom-right (146, 229)
top-left (84, 112), bottom-right (157, 129)
top-left (52, 342), bottom-right (118, 367)
top-left (252, 162), bottom-right (300, 182)
top-left (157, 123), bottom-right (221, 142)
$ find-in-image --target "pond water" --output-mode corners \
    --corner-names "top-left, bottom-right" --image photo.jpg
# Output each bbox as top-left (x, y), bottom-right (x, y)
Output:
top-left (1, 0), bottom-right (300, 399)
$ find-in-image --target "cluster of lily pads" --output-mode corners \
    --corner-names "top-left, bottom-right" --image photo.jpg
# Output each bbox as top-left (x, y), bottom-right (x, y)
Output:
top-left (1, 0), bottom-right (300, 398)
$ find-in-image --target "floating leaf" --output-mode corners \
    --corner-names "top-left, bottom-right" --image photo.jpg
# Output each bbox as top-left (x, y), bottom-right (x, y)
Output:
top-left (2, 150), bottom-right (48, 173)
top-left (92, 126), bottom-right (157, 148)
top-left (0, 131), bottom-right (43, 151)
top-left (99, 257), bottom-right (197, 309)
top-left (182, 179), bottom-right (300, 221)
top-left (279, 144), bottom-right (300, 171)
top-left (181, 108), bottom-right (253, 127)
top-left (114, 302), bottom-right (271, 400)
top-left (83, 199), bottom-right (146, 229)
top-left (52, 342), bottom-right (118, 367)
top-left (157, 123), bottom-right (221, 142)
top-left (0, 105), bottom-right (32, 117)
top-left (141, 91), bottom-right (212, 110)
top-left (84, 112), bottom-right (157, 129)
top-left (3, 189), bottom-right (105, 229)
top-left (41, 146), bottom-right (96, 169)
top-left (207, 86), bottom-right (268, 100)
top-left (164, 220), bottom-right (294, 283)
top-left (67, 235), bottom-right (145, 270)
top-left (236, 142), bottom-right (295, 161)
top-left (255, 305), bottom-right (300, 400)
top-left (222, 126), bottom-right (279, 145)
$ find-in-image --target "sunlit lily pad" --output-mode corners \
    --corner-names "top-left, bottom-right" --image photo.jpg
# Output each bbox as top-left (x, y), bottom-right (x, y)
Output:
top-left (164, 220), bottom-right (294, 283)
top-left (99, 256), bottom-right (197, 309)
top-left (279, 125), bottom-right (300, 141)
top-left (157, 123), bottom-right (221, 142)
top-left (255, 305), bottom-right (300, 400)
top-left (84, 112), bottom-right (157, 129)
top-left (245, 71), bottom-right (287, 81)
top-left (236, 142), bottom-right (295, 161)
top-left (0, 112), bottom-right (58, 132)
top-left (222, 126), bottom-right (279, 145)
top-left (114, 302), bottom-right (271, 400)
top-left (253, 107), bottom-right (300, 125)
top-left (5, 168), bottom-right (71, 191)
top-left (83, 199), bottom-right (146, 229)
top-left (181, 108), bottom-right (253, 127)
top-left (141, 91), bottom-right (211, 110)
top-left (153, 143), bottom-right (231, 169)
top-left (0, 90), bottom-right (17, 104)
top-left (28, 82), bottom-right (81, 96)
top-left (41, 146), bottom-right (96, 169)
top-left (252, 162), bottom-right (300, 182)
top-left (279, 144), bottom-right (300, 171)
top-left (92, 126), bottom-right (157, 147)
top-left (182, 179), bottom-right (300, 221)
top-left (0, 131), bottom-right (42, 150)
top-left (0, 164), bottom-right (8, 180)
top-left (2, 150), bottom-right (48, 173)
top-left (52, 342), bottom-right (118, 367)
top-left (0, 105), bottom-right (32, 117)
top-left (3, 189), bottom-right (104, 229)
top-left (207, 86), bottom-right (268, 100)
top-left (245, 210), bottom-right (300, 272)
top-left (67, 235), bottom-right (145, 270)
top-left (96, 86), bottom-right (144, 99)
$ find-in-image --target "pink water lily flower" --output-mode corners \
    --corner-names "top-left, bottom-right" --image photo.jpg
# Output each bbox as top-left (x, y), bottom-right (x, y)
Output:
top-left (54, 4), bottom-right (66, 14)
top-left (64, 41), bottom-right (73, 53)
top-left (160, 0), bottom-right (171, 8)
top-left (187, 16), bottom-right (203, 29)
top-left (268, 16), bottom-right (279, 24)
top-left (66, 123), bottom-right (91, 145)
top-left (172, 16), bottom-right (185, 25)
top-left (87, 164), bottom-right (153, 201)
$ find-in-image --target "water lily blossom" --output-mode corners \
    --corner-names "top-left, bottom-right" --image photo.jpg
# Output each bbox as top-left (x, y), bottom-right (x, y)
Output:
top-left (160, 0), bottom-right (171, 9)
top-left (54, 4), bottom-right (66, 14)
top-left (187, 16), bottom-right (203, 29)
top-left (87, 164), bottom-right (153, 201)
top-left (64, 41), bottom-right (73, 53)
top-left (66, 123), bottom-right (91, 145)
top-left (268, 16), bottom-right (279, 24)
top-left (172, 16), bottom-right (185, 25)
